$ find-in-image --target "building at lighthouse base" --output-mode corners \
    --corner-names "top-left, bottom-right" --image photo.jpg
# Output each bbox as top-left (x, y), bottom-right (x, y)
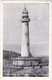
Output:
top-left (11, 56), bottom-right (48, 68)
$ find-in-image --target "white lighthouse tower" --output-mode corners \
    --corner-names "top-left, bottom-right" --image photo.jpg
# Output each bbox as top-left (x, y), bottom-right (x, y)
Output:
top-left (12, 5), bottom-right (39, 70)
top-left (21, 6), bottom-right (30, 57)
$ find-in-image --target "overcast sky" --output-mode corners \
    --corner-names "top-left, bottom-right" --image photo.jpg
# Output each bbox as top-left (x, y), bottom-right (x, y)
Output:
top-left (3, 3), bottom-right (49, 45)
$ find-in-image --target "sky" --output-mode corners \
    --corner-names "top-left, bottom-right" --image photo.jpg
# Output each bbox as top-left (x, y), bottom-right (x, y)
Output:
top-left (3, 3), bottom-right (49, 56)
top-left (3, 3), bottom-right (49, 45)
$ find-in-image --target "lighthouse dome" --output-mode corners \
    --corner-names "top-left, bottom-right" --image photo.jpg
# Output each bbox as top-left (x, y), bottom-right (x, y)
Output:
top-left (22, 7), bottom-right (28, 14)
top-left (21, 6), bottom-right (30, 22)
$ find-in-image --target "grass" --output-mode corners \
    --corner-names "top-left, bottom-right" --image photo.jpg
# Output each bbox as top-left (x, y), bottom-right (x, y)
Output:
top-left (3, 66), bottom-right (48, 77)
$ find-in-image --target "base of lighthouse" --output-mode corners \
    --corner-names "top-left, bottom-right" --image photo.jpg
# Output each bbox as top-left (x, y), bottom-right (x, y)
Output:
top-left (12, 56), bottom-right (39, 68)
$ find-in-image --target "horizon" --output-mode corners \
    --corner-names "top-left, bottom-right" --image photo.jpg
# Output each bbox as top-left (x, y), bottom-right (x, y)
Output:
top-left (3, 43), bottom-right (49, 57)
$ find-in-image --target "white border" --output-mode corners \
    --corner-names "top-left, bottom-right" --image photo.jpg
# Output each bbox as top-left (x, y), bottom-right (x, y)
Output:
top-left (0, 1), bottom-right (51, 80)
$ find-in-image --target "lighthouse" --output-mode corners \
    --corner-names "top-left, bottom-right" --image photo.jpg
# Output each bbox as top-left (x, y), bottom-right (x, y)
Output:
top-left (21, 6), bottom-right (30, 57)
top-left (12, 5), bottom-right (39, 71)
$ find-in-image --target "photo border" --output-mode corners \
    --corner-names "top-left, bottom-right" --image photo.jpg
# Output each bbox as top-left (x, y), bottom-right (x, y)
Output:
top-left (0, 1), bottom-right (51, 80)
